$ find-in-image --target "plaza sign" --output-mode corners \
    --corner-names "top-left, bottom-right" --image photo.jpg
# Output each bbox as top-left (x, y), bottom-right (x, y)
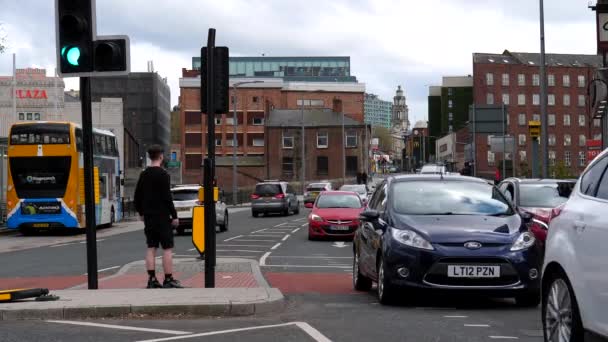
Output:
top-left (16, 89), bottom-right (48, 99)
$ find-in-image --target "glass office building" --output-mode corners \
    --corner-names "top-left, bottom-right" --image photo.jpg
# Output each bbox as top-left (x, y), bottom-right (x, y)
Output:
top-left (192, 56), bottom-right (357, 82)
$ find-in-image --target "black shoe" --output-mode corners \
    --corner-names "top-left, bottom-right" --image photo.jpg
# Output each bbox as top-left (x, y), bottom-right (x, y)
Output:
top-left (163, 278), bottom-right (184, 288)
top-left (147, 278), bottom-right (163, 289)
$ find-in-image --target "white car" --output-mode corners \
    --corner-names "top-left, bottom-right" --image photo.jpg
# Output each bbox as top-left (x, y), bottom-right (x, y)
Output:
top-left (542, 149), bottom-right (608, 341)
top-left (171, 185), bottom-right (228, 235)
top-left (420, 164), bottom-right (447, 175)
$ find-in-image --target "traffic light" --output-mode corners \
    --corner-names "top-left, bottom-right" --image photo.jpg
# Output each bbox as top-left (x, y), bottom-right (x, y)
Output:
top-left (201, 47), bottom-right (230, 114)
top-left (94, 37), bottom-right (129, 72)
top-left (56, 0), bottom-right (94, 75)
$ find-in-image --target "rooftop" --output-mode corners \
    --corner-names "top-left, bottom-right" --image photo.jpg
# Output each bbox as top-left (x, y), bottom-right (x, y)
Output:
top-left (473, 50), bottom-right (602, 67)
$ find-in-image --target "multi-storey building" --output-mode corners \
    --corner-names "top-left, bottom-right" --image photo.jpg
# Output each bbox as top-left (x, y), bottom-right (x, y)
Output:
top-left (473, 50), bottom-right (602, 178)
top-left (364, 93), bottom-right (392, 128)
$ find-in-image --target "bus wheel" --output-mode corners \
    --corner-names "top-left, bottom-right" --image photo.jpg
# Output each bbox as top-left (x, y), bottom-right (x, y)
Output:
top-left (20, 228), bottom-right (35, 236)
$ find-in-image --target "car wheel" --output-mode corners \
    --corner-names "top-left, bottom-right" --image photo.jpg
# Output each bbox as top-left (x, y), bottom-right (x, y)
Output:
top-left (353, 251), bottom-right (372, 291)
top-left (294, 202), bottom-right (300, 215)
top-left (219, 212), bottom-right (228, 232)
top-left (377, 255), bottom-right (396, 305)
top-left (252, 211), bottom-right (259, 218)
top-left (543, 275), bottom-right (584, 342)
top-left (283, 207), bottom-right (289, 216)
top-left (176, 227), bottom-right (185, 236)
top-left (515, 291), bottom-right (540, 307)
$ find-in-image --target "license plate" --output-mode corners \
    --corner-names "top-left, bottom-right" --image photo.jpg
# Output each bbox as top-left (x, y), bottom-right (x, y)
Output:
top-left (33, 223), bottom-right (49, 228)
top-left (330, 225), bottom-right (350, 231)
top-left (177, 207), bottom-right (191, 212)
top-left (447, 265), bottom-right (500, 278)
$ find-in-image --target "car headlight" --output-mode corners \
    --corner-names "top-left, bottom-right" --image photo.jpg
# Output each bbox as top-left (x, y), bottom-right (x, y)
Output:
top-left (310, 214), bottom-right (323, 222)
top-left (391, 228), bottom-right (434, 250)
top-left (510, 232), bottom-right (536, 251)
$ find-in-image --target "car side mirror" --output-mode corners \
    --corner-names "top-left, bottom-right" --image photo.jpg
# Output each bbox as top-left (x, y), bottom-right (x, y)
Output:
top-left (520, 211), bottom-right (533, 223)
top-left (360, 209), bottom-right (380, 222)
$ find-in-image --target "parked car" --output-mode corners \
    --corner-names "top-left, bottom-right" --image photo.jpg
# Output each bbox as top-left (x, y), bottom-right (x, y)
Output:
top-left (171, 185), bottom-right (228, 235)
top-left (304, 182), bottom-right (333, 208)
top-left (353, 174), bottom-right (541, 306)
top-left (251, 180), bottom-right (300, 217)
top-left (498, 178), bottom-right (575, 247)
top-left (339, 184), bottom-right (369, 204)
top-left (308, 191), bottom-right (365, 240)
top-left (420, 164), bottom-right (447, 175)
top-left (542, 150), bottom-right (608, 341)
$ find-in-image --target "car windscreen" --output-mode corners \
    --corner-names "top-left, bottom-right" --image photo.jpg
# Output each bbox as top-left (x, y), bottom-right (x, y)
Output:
top-left (519, 182), bottom-right (574, 208)
top-left (316, 194), bottom-right (362, 209)
top-left (307, 184), bottom-right (327, 191)
top-left (340, 185), bottom-right (367, 195)
top-left (392, 181), bottom-right (514, 216)
top-left (171, 189), bottom-right (199, 201)
top-left (255, 184), bottom-right (282, 196)
top-left (420, 166), bottom-right (442, 174)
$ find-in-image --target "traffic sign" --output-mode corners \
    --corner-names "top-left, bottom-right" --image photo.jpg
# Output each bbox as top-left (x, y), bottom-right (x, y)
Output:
top-left (528, 120), bottom-right (541, 138)
top-left (192, 206), bottom-right (205, 254)
top-left (166, 161), bottom-right (181, 168)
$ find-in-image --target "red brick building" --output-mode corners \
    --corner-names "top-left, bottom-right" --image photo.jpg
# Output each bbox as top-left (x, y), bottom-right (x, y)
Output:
top-left (178, 69), bottom-right (365, 189)
top-left (472, 50), bottom-right (602, 178)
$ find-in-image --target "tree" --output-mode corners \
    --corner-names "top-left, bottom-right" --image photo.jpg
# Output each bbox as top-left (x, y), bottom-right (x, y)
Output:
top-left (518, 162), bottom-right (532, 178)
top-left (373, 126), bottom-right (393, 152)
top-left (549, 161), bottom-right (575, 179)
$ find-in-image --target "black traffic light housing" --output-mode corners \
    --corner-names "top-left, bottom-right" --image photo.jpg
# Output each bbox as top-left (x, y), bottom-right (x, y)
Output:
top-left (94, 37), bottom-right (129, 72)
top-left (201, 47), bottom-right (229, 114)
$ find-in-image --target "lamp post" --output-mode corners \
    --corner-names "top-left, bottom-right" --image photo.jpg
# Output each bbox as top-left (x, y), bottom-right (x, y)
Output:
top-left (232, 80), bottom-right (263, 205)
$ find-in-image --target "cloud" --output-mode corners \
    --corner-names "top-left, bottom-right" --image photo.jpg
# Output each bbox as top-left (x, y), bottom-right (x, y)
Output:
top-left (0, 0), bottom-right (600, 125)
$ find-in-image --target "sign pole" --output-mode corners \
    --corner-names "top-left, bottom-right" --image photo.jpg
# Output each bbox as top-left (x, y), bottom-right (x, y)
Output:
top-left (502, 104), bottom-right (506, 180)
top-left (81, 76), bottom-right (98, 290)
top-left (532, 138), bottom-right (539, 178)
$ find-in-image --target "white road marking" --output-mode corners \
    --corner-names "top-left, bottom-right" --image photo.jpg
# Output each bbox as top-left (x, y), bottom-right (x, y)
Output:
top-left (267, 228), bottom-right (294, 231)
top-left (274, 222), bottom-right (288, 227)
top-left (49, 242), bottom-right (78, 248)
top-left (489, 337), bottom-right (519, 340)
top-left (259, 252), bottom-right (271, 266)
top-left (251, 228), bottom-right (267, 233)
top-left (464, 324), bottom-right (490, 327)
top-left (79, 239), bottom-right (105, 244)
top-left (268, 256), bottom-right (351, 259)
top-left (270, 243), bottom-right (281, 250)
top-left (281, 235), bottom-right (290, 241)
top-left (223, 235), bottom-right (244, 242)
top-left (135, 321), bottom-right (331, 342)
top-left (262, 264), bottom-right (350, 268)
top-left (234, 239), bottom-right (277, 242)
top-left (250, 233), bottom-right (284, 237)
top-left (444, 315), bottom-right (468, 318)
top-left (293, 218), bottom-right (307, 222)
top-left (46, 320), bottom-right (191, 335)
top-left (292, 227), bottom-right (301, 233)
top-left (301, 223), bottom-right (308, 227)
top-left (218, 244), bottom-right (271, 248)
top-left (216, 255), bottom-right (257, 259)
top-left (332, 242), bottom-right (348, 248)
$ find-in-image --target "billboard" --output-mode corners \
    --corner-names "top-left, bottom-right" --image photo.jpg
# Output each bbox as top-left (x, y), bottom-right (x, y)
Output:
top-left (468, 105), bottom-right (507, 134)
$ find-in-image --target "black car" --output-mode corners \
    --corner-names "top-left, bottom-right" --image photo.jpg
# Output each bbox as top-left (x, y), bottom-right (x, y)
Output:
top-left (353, 174), bottom-right (542, 305)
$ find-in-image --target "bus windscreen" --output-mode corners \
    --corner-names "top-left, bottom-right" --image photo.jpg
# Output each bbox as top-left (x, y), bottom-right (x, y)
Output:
top-left (9, 123), bottom-right (70, 145)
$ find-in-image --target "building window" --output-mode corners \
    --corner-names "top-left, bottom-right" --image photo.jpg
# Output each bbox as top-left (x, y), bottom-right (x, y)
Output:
top-left (563, 94), bottom-right (570, 106)
top-left (282, 131), bottom-right (294, 149)
top-left (579, 115), bottom-right (586, 127)
top-left (252, 117), bottom-right (264, 125)
top-left (579, 134), bottom-right (586, 147)
top-left (578, 75), bottom-right (586, 88)
top-left (502, 73), bottom-right (509, 86)
top-left (297, 99), bottom-right (325, 107)
top-left (26, 113), bottom-right (32, 120)
top-left (518, 94), bottom-right (526, 106)
top-left (565, 151), bottom-right (571, 167)
top-left (225, 135), bottom-right (238, 147)
top-left (215, 117), bottom-right (222, 125)
top-left (317, 156), bottom-right (329, 175)
top-left (579, 151), bottom-right (586, 166)
top-left (548, 94), bottom-right (555, 106)
top-left (548, 74), bottom-right (555, 87)
top-left (502, 94), bottom-right (510, 105)
top-left (346, 130), bottom-right (357, 147)
top-left (34, 113), bottom-right (40, 120)
top-left (225, 117), bottom-right (235, 125)
top-left (532, 74), bottom-right (540, 86)
top-left (549, 114), bottom-right (556, 126)
top-left (518, 113), bottom-right (526, 126)
top-left (281, 157), bottom-right (294, 175)
top-left (563, 75), bottom-right (570, 87)
top-left (564, 134), bottom-right (571, 146)
top-left (185, 111), bottom-right (202, 125)
top-left (594, 118), bottom-right (601, 127)
top-left (549, 151), bottom-right (556, 166)
top-left (488, 151), bottom-right (495, 166)
top-left (578, 95), bottom-right (585, 107)
top-left (519, 150), bottom-right (527, 162)
top-left (317, 131), bottom-right (328, 148)
top-left (448, 100), bottom-right (453, 108)
top-left (215, 138), bottom-right (222, 146)
top-left (185, 154), bottom-right (202, 170)
top-left (185, 133), bottom-right (202, 147)
top-left (506, 113), bottom-right (510, 126)
top-left (486, 73), bottom-right (494, 86)
top-left (594, 133), bottom-right (602, 140)
top-left (252, 138), bottom-right (264, 147)
top-left (486, 93), bottom-right (494, 105)
top-left (533, 94), bottom-right (540, 105)
top-left (346, 156), bottom-right (358, 176)
top-left (518, 74), bottom-right (525, 86)
top-left (252, 96), bottom-right (259, 103)
top-left (564, 114), bottom-right (571, 126)
top-left (532, 114), bottom-right (540, 122)
top-left (519, 134), bottom-right (526, 146)
top-left (549, 134), bottom-right (556, 146)
top-left (18, 113), bottom-right (24, 120)
top-left (448, 88), bottom-right (453, 96)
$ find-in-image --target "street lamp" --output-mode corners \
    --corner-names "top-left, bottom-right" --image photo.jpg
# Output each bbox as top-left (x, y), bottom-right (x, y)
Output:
top-left (232, 80), bottom-right (264, 205)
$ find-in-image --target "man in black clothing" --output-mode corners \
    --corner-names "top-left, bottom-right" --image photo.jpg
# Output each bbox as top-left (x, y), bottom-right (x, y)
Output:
top-left (134, 145), bottom-right (182, 289)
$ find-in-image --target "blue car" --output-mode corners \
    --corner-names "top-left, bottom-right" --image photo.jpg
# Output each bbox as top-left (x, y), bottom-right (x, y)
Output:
top-left (353, 174), bottom-right (542, 306)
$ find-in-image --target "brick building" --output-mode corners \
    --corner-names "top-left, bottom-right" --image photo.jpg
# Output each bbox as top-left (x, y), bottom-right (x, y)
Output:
top-left (473, 50), bottom-right (603, 178)
top-left (178, 69), bottom-right (365, 189)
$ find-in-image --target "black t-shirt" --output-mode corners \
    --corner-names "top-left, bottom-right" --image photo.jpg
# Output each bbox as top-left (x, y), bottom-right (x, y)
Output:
top-left (134, 166), bottom-right (177, 219)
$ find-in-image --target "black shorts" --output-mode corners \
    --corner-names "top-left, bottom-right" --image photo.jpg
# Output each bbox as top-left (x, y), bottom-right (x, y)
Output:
top-left (144, 216), bottom-right (174, 249)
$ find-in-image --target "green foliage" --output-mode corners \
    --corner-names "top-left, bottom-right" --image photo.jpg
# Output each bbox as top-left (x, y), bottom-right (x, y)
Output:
top-left (549, 161), bottom-right (575, 179)
top-left (374, 126), bottom-right (393, 152)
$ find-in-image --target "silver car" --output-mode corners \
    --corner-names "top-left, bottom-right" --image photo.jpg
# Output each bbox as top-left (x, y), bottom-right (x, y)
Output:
top-left (339, 184), bottom-right (369, 204)
top-left (251, 181), bottom-right (300, 217)
top-left (171, 185), bottom-right (228, 235)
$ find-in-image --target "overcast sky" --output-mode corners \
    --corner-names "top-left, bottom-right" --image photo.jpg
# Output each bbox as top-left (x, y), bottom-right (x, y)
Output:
top-left (0, 0), bottom-right (599, 124)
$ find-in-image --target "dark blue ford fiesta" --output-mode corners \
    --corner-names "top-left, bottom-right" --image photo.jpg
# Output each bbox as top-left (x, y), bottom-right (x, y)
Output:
top-left (353, 174), bottom-right (542, 306)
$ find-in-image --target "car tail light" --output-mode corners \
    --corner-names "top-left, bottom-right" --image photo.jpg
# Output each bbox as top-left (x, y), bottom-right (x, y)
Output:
top-left (550, 204), bottom-right (565, 221)
top-left (274, 193), bottom-right (285, 199)
top-left (251, 194), bottom-right (260, 200)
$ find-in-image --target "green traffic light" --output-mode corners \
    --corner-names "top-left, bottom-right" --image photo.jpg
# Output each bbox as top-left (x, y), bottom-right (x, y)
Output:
top-left (63, 46), bottom-right (81, 66)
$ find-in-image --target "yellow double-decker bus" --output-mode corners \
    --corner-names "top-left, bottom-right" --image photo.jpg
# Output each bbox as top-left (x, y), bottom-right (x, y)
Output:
top-left (6, 122), bottom-right (121, 234)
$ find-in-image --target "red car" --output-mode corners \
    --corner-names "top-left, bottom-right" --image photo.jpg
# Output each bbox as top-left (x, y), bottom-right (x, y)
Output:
top-left (308, 191), bottom-right (365, 240)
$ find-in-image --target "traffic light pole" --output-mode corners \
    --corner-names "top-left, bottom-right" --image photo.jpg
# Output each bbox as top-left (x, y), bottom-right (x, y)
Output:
top-left (81, 77), bottom-right (98, 289)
